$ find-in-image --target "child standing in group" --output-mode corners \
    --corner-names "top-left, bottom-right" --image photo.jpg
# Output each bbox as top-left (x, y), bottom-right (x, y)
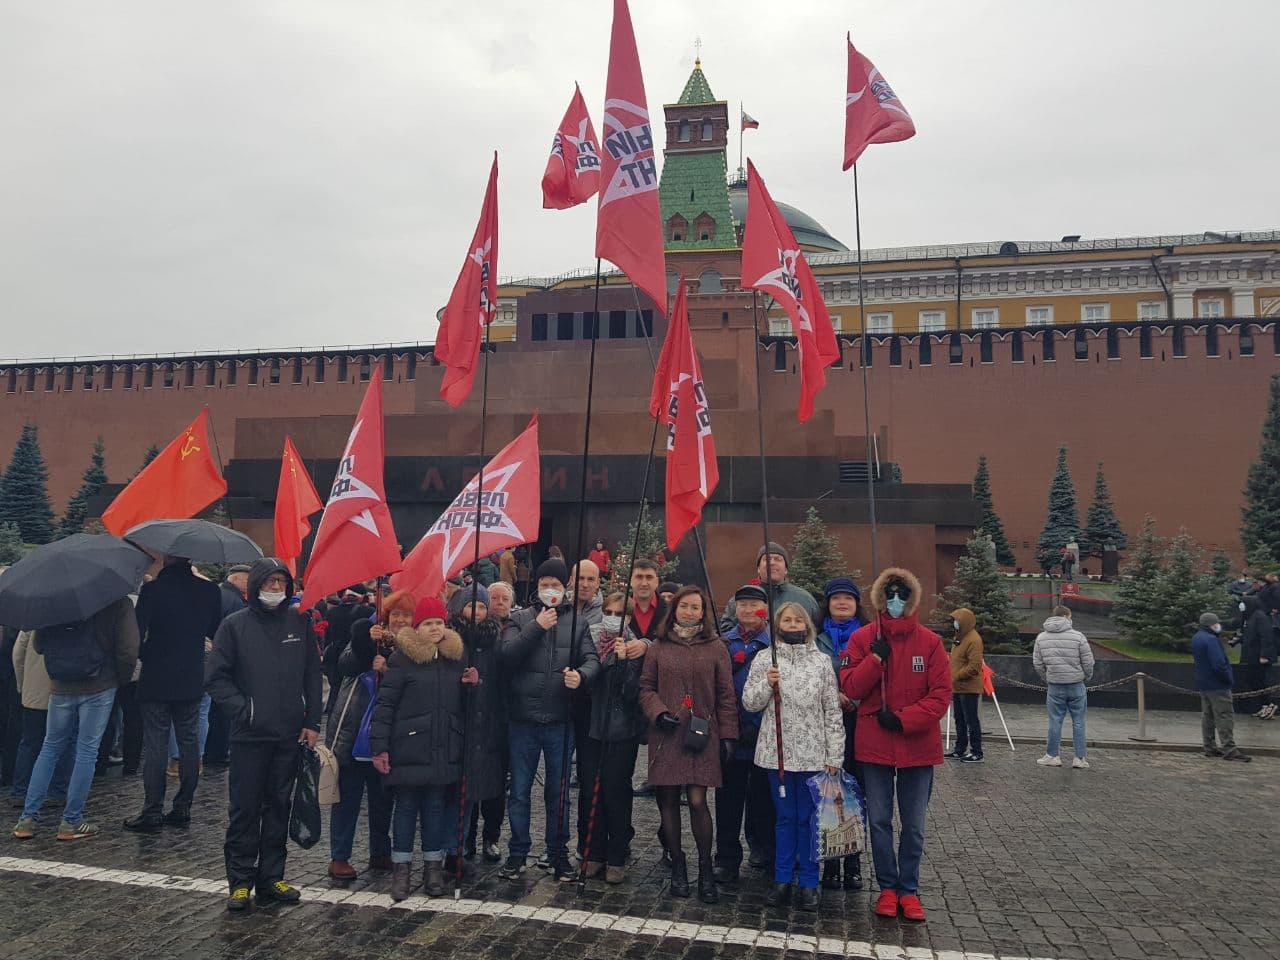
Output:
top-left (742, 602), bottom-right (844, 911)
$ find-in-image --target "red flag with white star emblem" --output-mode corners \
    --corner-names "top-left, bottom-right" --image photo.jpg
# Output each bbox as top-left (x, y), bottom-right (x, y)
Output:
top-left (543, 83), bottom-right (602, 210)
top-left (273, 435), bottom-right (323, 578)
top-left (843, 36), bottom-right (916, 170)
top-left (300, 371), bottom-right (402, 607)
top-left (392, 415), bottom-right (541, 601)
top-left (740, 160), bottom-right (840, 422)
top-left (650, 280), bottom-right (718, 551)
top-left (595, 0), bottom-right (667, 316)
top-left (437, 152), bottom-right (499, 407)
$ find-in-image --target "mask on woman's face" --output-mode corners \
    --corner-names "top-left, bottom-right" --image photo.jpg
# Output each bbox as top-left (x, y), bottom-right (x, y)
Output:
top-left (601, 614), bottom-right (623, 634)
top-left (883, 579), bottom-right (911, 619)
top-left (779, 629), bottom-right (807, 644)
top-left (538, 587), bottom-right (564, 608)
top-left (673, 618), bottom-right (701, 638)
top-left (259, 590), bottom-right (287, 609)
top-left (886, 596), bottom-right (907, 618)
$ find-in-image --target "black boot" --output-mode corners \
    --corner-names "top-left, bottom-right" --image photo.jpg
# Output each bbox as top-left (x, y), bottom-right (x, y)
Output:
top-left (697, 859), bottom-right (718, 904)
top-left (821, 859), bottom-right (841, 890)
top-left (796, 886), bottom-right (819, 912)
top-left (390, 863), bottom-right (412, 902)
top-left (423, 861), bottom-right (446, 897)
top-left (766, 882), bottom-right (791, 907)
top-left (842, 854), bottom-right (863, 890)
top-left (668, 853), bottom-right (690, 897)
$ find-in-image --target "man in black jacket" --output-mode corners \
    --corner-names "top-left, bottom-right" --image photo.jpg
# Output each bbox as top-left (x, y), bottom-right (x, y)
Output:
top-left (497, 558), bottom-right (600, 881)
top-left (205, 558), bottom-right (322, 911)
top-left (321, 586), bottom-right (374, 715)
top-left (205, 565), bottom-right (250, 766)
top-left (1238, 591), bottom-right (1277, 717)
top-left (123, 558), bottom-right (222, 833)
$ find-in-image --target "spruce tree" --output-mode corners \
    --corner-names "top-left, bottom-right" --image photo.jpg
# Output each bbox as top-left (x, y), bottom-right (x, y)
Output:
top-left (131, 444), bottom-right (161, 480)
top-left (0, 523), bottom-right (24, 565)
top-left (1147, 530), bottom-right (1231, 652)
top-left (1082, 461), bottom-right (1126, 559)
top-left (59, 436), bottom-right (108, 538)
top-left (1242, 373), bottom-right (1280, 566)
top-left (935, 534), bottom-right (1022, 643)
top-left (608, 502), bottom-right (679, 589)
top-left (1115, 516), bottom-right (1164, 646)
top-left (1035, 445), bottom-right (1081, 572)
top-left (0, 423), bottom-right (56, 545)
top-left (788, 506), bottom-right (853, 601)
top-left (972, 456), bottom-right (1015, 566)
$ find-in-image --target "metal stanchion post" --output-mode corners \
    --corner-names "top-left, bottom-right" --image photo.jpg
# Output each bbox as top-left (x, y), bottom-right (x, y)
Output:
top-left (1128, 672), bottom-right (1157, 743)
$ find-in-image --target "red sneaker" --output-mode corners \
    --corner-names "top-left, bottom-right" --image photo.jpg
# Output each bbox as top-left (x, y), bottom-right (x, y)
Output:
top-left (874, 890), bottom-right (899, 918)
top-left (898, 893), bottom-right (926, 922)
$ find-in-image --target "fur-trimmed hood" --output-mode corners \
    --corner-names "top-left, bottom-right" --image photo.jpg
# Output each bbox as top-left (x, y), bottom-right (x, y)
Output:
top-left (394, 625), bottom-right (464, 664)
top-left (869, 567), bottom-right (923, 617)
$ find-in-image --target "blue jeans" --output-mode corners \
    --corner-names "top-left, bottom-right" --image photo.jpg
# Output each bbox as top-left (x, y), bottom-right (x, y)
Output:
top-left (10, 708), bottom-right (75, 802)
top-left (329, 762), bottom-right (392, 861)
top-left (861, 763), bottom-right (934, 895)
top-left (767, 770), bottom-right (820, 888)
top-left (22, 688), bottom-right (117, 825)
top-left (391, 784), bottom-right (457, 863)
top-left (506, 720), bottom-right (573, 861)
top-left (1046, 682), bottom-right (1088, 758)
top-left (170, 694), bottom-right (210, 760)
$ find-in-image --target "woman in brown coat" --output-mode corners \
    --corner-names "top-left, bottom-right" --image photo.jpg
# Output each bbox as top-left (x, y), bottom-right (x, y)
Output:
top-left (946, 607), bottom-right (985, 762)
top-left (639, 585), bottom-right (738, 904)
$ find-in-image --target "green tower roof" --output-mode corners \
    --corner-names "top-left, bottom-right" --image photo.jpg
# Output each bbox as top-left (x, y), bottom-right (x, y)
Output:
top-left (660, 151), bottom-right (737, 251)
top-left (677, 59), bottom-right (717, 105)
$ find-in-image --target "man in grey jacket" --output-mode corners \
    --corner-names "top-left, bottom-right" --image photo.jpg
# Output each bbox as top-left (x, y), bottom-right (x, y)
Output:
top-left (1032, 606), bottom-right (1094, 769)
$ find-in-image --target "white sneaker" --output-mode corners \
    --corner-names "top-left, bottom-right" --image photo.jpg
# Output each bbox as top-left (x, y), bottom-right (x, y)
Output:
top-left (1036, 754), bottom-right (1062, 767)
top-left (1262, 704), bottom-right (1277, 719)
top-left (1072, 757), bottom-right (1090, 769)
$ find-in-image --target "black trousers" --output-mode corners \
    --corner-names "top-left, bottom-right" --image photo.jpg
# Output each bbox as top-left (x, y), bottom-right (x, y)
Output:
top-left (204, 701), bottom-right (232, 763)
top-left (467, 762), bottom-right (508, 847)
top-left (97, 682), bottom-right (143, 772)
top-left (1238, 664), bottom-right (1271, 714)
top-left (141, 699), bottom-right (201, 817)
top-left (576, 736), bottom-right (640, 866)
top-left (953, 693), bottom-right (982, 756)
top-left (715, 755), bottom-right (775, 871)
top-left (0, 673), bottom-right (20, 787)
top-left (224, 739), bottom-right (298, 892)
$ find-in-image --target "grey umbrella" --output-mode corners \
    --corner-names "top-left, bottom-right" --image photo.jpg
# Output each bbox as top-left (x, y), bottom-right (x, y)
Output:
top-left (0, 533), bottom-right (152, 629)
top-left (125, 519), bottom-right (264, 564)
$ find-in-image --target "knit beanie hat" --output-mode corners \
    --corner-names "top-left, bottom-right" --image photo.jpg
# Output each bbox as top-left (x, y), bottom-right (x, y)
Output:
top-left (824, 576), bottom-right (860, 600)
top-left (536, 557), bottom-right (569, 586)
top-left (380, 590), bottom-right (416, 621)
top-left (413, 596), bottom-right (448, 627)
top-left (447, 583), bottom-right (490, 619)
top-left (1198, 612), bottom-right (1220, 628)
top-left (658, 581), bottom-right (680, 596)
top-left (756, 542), bottom-right (789, 567)
top-left (734, 583), bottom-right (769, 604)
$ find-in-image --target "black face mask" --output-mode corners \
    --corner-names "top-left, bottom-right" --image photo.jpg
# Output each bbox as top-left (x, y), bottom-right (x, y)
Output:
top-left (779, 629), bottom-right (808, 645)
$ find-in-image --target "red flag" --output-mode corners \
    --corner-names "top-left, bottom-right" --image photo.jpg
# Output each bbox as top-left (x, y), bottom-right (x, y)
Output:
top-left (300, 371), bottom-right (402, 607)
top-left (981, 662), bottom-right (995, 698)
top-left (542, 83), bottom-right (602, 210)
top-left (843, 35), bottom-right (916, 170)
top-left (740, 159), bottom-right (840, 422)
top-left (436, 152), bottom-right (499, 407)
top-left (651, 281), bottom-right (718, 551)
top-left (595, 0), bottom-right (667, 316)
top-left (392, 415), bottom-right (541, 601)
top-left (273, 435), bottom-right (323, 577)
top-left (102, 409), bottom-right (227, 535)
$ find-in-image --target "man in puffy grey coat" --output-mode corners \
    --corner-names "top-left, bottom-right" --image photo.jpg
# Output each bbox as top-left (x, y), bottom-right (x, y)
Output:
top-left (1032, 606), bottom-right (1094, 768)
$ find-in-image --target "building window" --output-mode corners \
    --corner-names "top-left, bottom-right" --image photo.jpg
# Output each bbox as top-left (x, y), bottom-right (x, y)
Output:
top-left (314, 357), bottom-right (326, 382)
top-left (919, 336), bottom-right (932, 366)
top-left (337, 356), bottom-right (348, 381)
top-left (1074, 329), bottom-right (1089, 360)
top-left (1205, 325), bottom-right (1219, 357)
top-left (667, 214), bottom-right (687, 242)
top-left (1042, 332), bottom-right (1056, 362)
top-left (359, 355), bottom-right (370, 381)
top-left (1027, 305), bottom-right (1053, 327)
top-left (1081, 303), bottom-right (1110, 324)
top-left (1239, 324), bottom-right (1254, 357)
top-left (1011, 331), bottom-right (1024, 362)
top-left (267, 360), bottom-right (280, 385)
top-left (609, 311), bottom-right (627, 338)
top-left (1197, 298), bottom-right (1224, 319)
top-left (678, 120), bottom-right (690, 142)
top-left (1140, 327), bottom-right (1153, 358)
top-left (948, 334), bottom-right (963, 364)
top-left (162, 362), bottom-right (174, 388)
top-left (1138, 300), bottom-right (1165, 321)
top-left (556, 312), bottom-right (575, 340)
top-left (867, 312), bottom-right (893, 334)
top-left (582, 312), bottom-right (599, 340)
top-left (971, 308), bottom-right (998, 329)
top-left (406, 353), bottom-right (417, 380)
top-left (635, 310), bottom-right (654, 338)
top-left (698, 269), bottom-right (722, 293)
top-left (1106, 327), bottom-right (1120, 359)
top-left (889, 336), bottom-right (902, 366)
top-left (701, 120), bottom-right (713, 140)
top-left (531, 313), bottom-right (548, 341)
top-left (293, 357), bottom-right (304, 384)
top-left (82, 366), bottom-right (94, 390)
top-left (774, 342), bottom-right (787, 371)
top-left (1173, 324), bottom-right (1187, 357)
top-left (918, 310), bottom-right (945, 333)
top-left (980, 333), bottom-right (993, 363)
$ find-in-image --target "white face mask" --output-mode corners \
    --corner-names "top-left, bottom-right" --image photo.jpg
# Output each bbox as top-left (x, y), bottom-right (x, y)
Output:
top-left (1239, 602), bottom-right (1247, 612)
top-left (953, 620), bottom-right (960, 631)
top-left (259, 590), bottom-right (287, 609)
top-left (601, 614), bottom-right (623, 634)
top-left (538, 587), bottom-right (564, 608)
top-left (1211, 623), bottom-right (1222, 634)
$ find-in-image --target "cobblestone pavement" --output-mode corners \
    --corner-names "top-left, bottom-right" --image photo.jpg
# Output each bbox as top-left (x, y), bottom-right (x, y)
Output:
top-left (0, 748), bottom-right (1274, 960)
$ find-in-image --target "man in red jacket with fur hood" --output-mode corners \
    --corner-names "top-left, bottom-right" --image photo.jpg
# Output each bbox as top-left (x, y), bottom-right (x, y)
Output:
top-left (839, 567), bottom-right (950, 923)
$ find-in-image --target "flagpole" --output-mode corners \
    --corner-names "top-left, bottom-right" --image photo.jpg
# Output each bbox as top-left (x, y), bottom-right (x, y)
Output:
top-left (750, 290), bottom-right (787, 799)
top-left (204, 405), bottom-right (235, 531)
top-left (555, 256), bottom-right (604, 878)
top-left (853, 162), bottom-right (879, 574)
top-left (738, 101), bottom-right (743, 179)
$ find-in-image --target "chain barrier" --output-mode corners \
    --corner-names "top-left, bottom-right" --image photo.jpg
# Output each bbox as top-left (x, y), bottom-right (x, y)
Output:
top-left (984, 668), bottom-right (1280, 701)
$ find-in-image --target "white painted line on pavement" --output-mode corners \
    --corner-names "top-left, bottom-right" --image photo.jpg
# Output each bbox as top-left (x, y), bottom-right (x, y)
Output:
top-left (0, 856), bottom-right (1057, 960)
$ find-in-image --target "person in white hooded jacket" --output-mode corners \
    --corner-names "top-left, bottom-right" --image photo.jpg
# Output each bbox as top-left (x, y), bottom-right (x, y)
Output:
top-left (742, 602), bottom-right (844, 912)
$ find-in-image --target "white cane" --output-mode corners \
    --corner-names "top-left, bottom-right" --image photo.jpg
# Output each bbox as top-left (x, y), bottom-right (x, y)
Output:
top-left (988, 688), bottom-right (1015, 751)
top-left (944, 703), bottom-right (952, 750)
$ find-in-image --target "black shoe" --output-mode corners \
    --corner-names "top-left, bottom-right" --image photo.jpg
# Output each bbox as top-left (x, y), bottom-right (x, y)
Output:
top-left (821, 860), bottom-right (841, 890)
top-left (482, 841), bottom-right (502, 863)
top-left (423, 862), bottom-right (446, 897)
top-left (766, 882), bottom-right (792, 907)
top-left (122, 814), bottom-right (164, 834)
top-left (668, 854), bottom-right (690, 898)
top-left (943, 749), bottom-right (967, 760)
top-left (1204, 747), bottom-right (1223, 757)
top-left (697, 861), bottom-right (718, 904)
top-left (533, 853), bottom-right (554, 871)
top-left (747, 849), bottom-right (770, 869)
top-left (553, 858), bottom-right (577, 882)
top-left (842, 855), bottom-right (863, 891)
top-left (256, 881), bottom-right (301, 904)
top-left (633, 780), bottom-right (655, 797)
top-left (796, 886), bottom-right (819, 911)
top-left (497, 856), bottom-right (526, 879)
top-left (162, 809), bottom-right (191, 828)
top-left (1223, 750), bottom-right (1253, 763)
top-left (226, 887), bottom-right (251, 911)
top-left (960, 753), bottom-right (984, 763)
top-left (660, 848), bottom-right (673, 869)
top-left (443, 853), bottom-right (476, 881)
top-left (712, 865), bottom-right (739, 884)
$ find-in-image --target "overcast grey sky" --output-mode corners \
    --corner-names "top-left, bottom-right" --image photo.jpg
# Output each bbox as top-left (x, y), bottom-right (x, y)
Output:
top-left (2, 0), bottom-right (1277, 360)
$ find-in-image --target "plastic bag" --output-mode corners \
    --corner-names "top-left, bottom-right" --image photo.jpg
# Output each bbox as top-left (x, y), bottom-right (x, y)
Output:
top-left (806, 770), bottom-right (868, 862)
top-left (289, 745), bottom-right (323, 849)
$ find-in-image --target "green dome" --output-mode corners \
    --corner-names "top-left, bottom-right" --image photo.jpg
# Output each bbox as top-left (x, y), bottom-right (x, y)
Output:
top-left (728, 178), bottom-right (848, 252)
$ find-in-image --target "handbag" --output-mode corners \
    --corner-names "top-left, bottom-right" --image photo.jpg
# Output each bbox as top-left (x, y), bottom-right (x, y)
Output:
top-left (682, 714), bottom-right (710, 753)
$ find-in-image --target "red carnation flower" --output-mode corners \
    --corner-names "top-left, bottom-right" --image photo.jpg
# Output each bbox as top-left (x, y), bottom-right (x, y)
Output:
top-left (681, 695), bottom-right (693, 709)
top-left (733, 650), bottom-right (746, 665)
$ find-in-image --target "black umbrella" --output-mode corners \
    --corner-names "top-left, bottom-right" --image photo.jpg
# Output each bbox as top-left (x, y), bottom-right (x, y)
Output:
top-left (125, 519), bottom-right (264, 564)
top-left (0, 533), bottom-right (152, 630)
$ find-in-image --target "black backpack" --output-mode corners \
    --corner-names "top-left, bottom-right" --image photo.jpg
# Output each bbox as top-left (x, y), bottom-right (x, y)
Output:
top-left (41, 620), bottom-right (108, 683)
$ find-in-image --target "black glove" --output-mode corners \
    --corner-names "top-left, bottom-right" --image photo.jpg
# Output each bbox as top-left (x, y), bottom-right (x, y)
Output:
top-left (876, 707), bottom-right (903, 733)
top-left (720, 738), bottom-right (737, 764)
top-left (870, 634), bottom-right (891, 664)
top-left (656, 712), bottom-right (680, 733)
